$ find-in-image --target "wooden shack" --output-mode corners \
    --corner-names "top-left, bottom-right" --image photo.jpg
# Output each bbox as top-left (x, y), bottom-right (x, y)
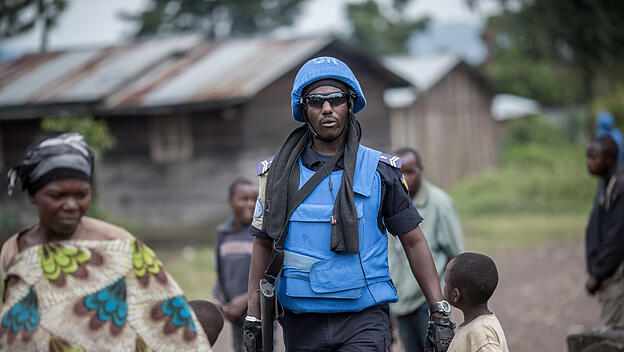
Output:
top-left (0, 35), bottom-right (409, 240)
top-left (384, 54), bottom-right (502, 187)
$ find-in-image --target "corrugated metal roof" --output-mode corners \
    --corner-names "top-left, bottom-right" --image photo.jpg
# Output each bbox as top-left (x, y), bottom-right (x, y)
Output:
top-left (0, 35), bottom-right (202, 106)
top-left (0, 50), bottom-right (99, 105)
top-left (383, 53), bottom-right (460, 91)
top-left (0, 35), bottom-right (333, 112)
top-left (106, 36), bottom-right (333, 109)
top-left (0, 35), bottom-right (408, 116)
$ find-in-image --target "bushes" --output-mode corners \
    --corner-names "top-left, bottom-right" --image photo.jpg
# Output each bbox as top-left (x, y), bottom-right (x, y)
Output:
top-left (591, 86), bottom-right (624, 129)
top-left (0, 206), bottom-right (20, 238)
top-left (41, 115), bottom-right (116, 158)
top-left (450, 115), bottom-right (595, 216)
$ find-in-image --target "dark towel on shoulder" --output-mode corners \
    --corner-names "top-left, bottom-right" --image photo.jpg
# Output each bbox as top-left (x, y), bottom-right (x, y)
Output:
top-left (263, 115), bottom-right (362, 254)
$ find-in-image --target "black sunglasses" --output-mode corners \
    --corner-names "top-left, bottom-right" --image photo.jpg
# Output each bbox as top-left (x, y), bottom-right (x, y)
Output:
top-left (302, 92), bottom-right (349, 109)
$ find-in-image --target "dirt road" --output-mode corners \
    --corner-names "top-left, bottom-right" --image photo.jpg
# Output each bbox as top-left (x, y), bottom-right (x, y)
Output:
top-left (487, 239), bottom-right (599, 352)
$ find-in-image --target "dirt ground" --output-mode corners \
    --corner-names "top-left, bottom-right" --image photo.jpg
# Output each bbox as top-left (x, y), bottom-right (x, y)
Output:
top-left (474, 239), bottom-right (599, 352)
top-left (211, 238), bottom-right (599, 352)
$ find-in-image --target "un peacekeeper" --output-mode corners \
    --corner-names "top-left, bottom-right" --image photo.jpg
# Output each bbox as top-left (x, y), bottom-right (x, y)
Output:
top-left (244, 57), bottom-right (454, 352)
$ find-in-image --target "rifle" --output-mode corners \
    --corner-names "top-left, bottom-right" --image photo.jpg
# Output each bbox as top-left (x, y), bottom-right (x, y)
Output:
top-left (259, 278), bottom-right (275, 352)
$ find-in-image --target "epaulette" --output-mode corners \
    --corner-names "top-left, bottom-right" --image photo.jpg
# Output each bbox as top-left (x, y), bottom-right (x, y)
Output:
top-left (379, 153), bottom-right (403, 168)
top-left (256, 156), bottom-right (274, 176)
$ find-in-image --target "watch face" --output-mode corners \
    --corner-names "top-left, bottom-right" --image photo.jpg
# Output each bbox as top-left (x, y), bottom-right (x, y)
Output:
top-left (431, 301), bottom-right (451, 315)
top-left (441, 300), bottom-right (451, 314)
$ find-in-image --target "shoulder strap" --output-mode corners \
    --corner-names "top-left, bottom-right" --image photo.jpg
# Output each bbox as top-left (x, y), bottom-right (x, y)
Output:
top-left (263, 149), bottom-right (341, 285)
top-left (256, 157), bottom-right (275, 176)
top-left (379, 152), bottom-right (403, 168)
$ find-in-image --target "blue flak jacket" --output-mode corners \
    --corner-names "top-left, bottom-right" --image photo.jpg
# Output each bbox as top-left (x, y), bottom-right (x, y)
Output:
top-left (277, 145), bottom-right (399, 313)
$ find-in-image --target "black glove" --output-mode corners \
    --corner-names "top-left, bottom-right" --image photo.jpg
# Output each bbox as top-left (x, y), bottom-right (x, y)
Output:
top-left (424, 316), bottom-right (456, 352)
top-left (243, 319), bottom-right (262, 352)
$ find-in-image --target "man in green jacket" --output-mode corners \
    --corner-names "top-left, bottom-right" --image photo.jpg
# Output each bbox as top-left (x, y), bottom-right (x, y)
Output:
top-left (389, 147), bottom-right (465, 352)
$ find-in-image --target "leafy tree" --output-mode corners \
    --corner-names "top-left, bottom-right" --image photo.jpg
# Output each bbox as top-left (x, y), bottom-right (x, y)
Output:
top-left (0, 0), bottom-right (68, 52)
top-left (480, 12), bottom-right (583, 105)
top-left (40, 115), bottom-right (117, 159)
top-left (591, 86), bottom-right (624, 129)
top-left (121, 0), bottom-right (307, 39)
top-left (346, 0), bottom-right (428, 56)
top-left (476, 0), bottom-right (624, 104)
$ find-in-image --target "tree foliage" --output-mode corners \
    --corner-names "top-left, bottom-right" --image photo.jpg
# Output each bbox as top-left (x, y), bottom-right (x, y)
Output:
top-left (481, 12), bottom-right (583, 105)
top-left (346, 0), bottom-right (428, 56)
top-left (0, 0), bottom-right (68, 52)
top-left (41, 115), bottom-right (117, 159)
top-left (121, 0), bottom-right (306, 38)
top-left (478, 0), bottom-right (624, 104)
top-left (591, 86), bottom-right (624, 129)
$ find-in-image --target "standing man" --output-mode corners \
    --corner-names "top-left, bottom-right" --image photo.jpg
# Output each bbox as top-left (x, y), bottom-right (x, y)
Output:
top-left (244, 57), bottom-right (454, 352)
top-left (389, 148), bottom-right (465, 352)
top-left (585, 135), bottom-right (624, 329)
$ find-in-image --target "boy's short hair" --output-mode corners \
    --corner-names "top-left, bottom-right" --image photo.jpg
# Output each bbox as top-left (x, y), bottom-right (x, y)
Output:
top-left (228, 177), bottom-right (254, 200)
top-left (189, 300), bottom-right (224, 346)
top-left (590, 135), bottom-right (619, 161)
top-left (448, 252), bottom-right (498, 305)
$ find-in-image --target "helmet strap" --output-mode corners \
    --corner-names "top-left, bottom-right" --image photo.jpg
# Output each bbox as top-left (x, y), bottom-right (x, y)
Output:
top-left (305, 114), bottom-right (350, 143)
top-left (306, 119), bottom-right (320, 139)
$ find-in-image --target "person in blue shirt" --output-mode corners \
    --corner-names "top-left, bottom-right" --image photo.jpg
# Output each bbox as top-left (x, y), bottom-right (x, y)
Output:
top-left (243, 57), bottom-right (454, 352)
top-left (596, 110), bottom-right (623, 164)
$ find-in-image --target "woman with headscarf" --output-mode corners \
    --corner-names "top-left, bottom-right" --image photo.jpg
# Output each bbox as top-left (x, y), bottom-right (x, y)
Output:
top-left (1, 132), bottom-right (212, 351)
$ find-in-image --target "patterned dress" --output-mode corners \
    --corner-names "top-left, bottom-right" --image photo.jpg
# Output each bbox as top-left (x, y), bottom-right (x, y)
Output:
top-left (0, 238), bottom-right (211, 351)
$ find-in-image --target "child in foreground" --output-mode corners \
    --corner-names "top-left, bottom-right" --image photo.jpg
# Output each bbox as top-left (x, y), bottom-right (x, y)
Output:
top-left (444, 252), bottom-right (509, 352)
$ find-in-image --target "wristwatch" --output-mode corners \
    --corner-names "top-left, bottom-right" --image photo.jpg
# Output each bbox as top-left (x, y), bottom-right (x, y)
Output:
top-left (429, 300), bottom-right (451, 316)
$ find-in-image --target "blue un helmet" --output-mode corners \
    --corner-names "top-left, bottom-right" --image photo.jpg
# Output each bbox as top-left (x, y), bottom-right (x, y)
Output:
top-left (291, 57), bottom-right (366, 122)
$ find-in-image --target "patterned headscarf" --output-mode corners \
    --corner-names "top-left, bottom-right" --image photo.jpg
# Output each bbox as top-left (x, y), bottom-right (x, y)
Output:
top-left (7, 132), bottom-right (94, 195)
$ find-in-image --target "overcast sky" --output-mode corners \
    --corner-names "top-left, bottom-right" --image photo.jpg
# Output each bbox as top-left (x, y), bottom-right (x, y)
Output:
top-left (2, 0), bottom-right (499, 61)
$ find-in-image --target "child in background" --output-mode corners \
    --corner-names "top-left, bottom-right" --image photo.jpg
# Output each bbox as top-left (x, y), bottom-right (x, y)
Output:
top-left (444, 252), bottom-right (509, 352)
top-left (213, 178), bottom-right (258, 352)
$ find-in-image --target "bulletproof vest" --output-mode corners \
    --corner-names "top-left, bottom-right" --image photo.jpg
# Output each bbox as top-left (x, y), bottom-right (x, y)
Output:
top-left (277, 145), bottom-right (399, 313)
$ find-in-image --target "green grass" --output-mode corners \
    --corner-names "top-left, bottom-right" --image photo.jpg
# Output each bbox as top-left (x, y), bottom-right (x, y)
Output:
top-left (462, 213), bottom-right (588, 252)
top-left (450, 144), bottom-right (595, 216)
top-left (156, 246), bottom-right (217, 301)
top-left (449, 116), bottom-right (595, 251)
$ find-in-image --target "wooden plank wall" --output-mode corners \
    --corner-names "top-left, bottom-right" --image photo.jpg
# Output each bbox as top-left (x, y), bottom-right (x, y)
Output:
top-left (390, 66), bottom-right (502, 187)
